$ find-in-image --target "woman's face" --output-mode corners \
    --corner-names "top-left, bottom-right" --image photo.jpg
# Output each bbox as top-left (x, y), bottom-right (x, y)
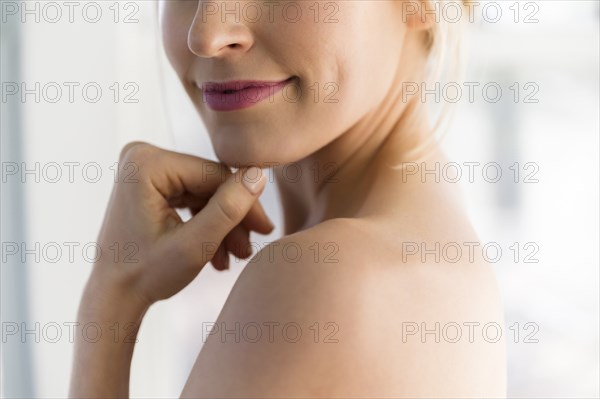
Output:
top-left (161, 1), bottom-right (411, 167)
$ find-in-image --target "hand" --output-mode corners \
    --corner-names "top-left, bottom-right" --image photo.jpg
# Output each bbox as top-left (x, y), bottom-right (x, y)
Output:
top-left (88, 141), bottom-right (273, 308)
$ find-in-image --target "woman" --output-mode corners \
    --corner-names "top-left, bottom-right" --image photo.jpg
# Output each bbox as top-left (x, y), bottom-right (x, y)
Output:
top-left (70, 0), bottom-right (506, 397)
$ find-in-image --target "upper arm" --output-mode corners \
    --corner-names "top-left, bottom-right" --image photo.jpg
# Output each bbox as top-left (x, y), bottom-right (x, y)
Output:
top-left (180, 220), bottom-right (506, 398)
top-left (180, 223), bottom-right (357, 397)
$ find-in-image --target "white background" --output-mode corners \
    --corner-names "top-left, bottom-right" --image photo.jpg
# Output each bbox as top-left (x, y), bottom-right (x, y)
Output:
top-left (1, 1), bottom-right (598, 397)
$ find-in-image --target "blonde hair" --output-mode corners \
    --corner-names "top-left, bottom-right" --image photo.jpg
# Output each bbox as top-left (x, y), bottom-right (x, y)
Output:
top-left (390, 0), bottom-right (470, 169)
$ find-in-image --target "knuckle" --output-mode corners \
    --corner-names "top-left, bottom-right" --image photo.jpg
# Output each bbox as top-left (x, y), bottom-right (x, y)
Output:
top-left (119, 141), bottom-right (156, 164)
top-left (119, 142), bottom-right (160, 175)
top-left (176, 236), bottom-right (215, 267)
top-left (215, 195), bottom-right (245, 225)
top-left (201, 161), bottom-right (232, 184)
top-left (119, 141), bottom-right (146, 161)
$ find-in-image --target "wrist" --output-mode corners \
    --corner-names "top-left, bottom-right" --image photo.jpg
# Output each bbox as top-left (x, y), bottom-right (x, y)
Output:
top-left (70, 269), bottom-right (148, 398)
top-left (79, 268), bottom-right (151, 324)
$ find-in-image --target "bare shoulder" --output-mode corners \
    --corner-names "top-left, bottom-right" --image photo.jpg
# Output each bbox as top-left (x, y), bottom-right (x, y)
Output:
top-left (181, 217), bottom-right (506, 398)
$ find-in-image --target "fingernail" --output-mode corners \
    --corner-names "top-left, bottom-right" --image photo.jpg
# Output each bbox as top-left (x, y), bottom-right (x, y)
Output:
top-left (242, 167), bottom-right (266, 195)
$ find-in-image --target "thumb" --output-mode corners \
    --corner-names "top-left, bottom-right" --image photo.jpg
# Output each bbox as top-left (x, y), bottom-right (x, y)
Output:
top-left (177, 167), bottom-right (267, 254)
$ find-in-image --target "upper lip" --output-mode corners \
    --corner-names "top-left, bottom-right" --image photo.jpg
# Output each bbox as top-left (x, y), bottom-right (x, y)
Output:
top-left (200, 78), bottom-right (294, 93)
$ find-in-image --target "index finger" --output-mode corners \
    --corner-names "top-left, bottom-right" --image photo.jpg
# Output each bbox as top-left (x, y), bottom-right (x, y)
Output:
top-left (243, 200), bottom-right (275, 235)
top-left (120, 142), bottom-right (231, 197)
top-left (120, 142), bottom-right (274, 233)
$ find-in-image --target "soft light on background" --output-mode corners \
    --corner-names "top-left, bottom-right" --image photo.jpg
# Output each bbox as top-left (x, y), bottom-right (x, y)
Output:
top-left (1, 1), bottom-right (598, 397)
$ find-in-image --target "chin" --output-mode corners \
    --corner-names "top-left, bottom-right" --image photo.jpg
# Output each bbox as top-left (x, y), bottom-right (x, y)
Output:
top-left (213, 143), bottom-right (296, 169)
top-left (210, 130), bottom-right (309, 169)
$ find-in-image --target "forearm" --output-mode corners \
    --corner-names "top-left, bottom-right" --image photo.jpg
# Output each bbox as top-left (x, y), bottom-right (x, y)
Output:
top-left (66, 145), bottom-right (270, 396)
top-left (69, 273), bottom-right (150, 398)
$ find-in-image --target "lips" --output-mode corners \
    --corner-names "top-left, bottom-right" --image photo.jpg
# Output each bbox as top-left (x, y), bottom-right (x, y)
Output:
top-left (202, 79), bottom-right (292, 93)
top-left (199, 77), bottom-right (296, 112)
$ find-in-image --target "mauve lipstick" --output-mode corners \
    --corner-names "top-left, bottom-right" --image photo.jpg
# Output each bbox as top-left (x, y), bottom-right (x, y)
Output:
top-left (200, 78), bottom-right (296, 112)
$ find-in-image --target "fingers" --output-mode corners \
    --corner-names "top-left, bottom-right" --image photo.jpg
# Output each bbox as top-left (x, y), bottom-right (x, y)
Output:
top-left (190, 204), bottom-right (254, 267)
top-left (211, 243), bottom-right (229, 271)
top-left (242, 201), bottom-right (275, 235)
top-left (120, 142), bottom-right (230, 199)
top-left (176, 167), bottom-right (267, 264)
top-left (210, 226), bottom-right (250, 271)
top-left (120, 142), bottom-right (274, 234)
top-left (224, 224), bottom-right (251, 259)
top-left (119, 142), bottom-right (272, 270)
top-left (174, 191), bottom-right (274, 236)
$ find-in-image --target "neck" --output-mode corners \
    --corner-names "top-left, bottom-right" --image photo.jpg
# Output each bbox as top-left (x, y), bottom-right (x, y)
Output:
top-left (274, 34), bottom-right (433, 235)
top-left (275, 94), bottom-right (432, 236)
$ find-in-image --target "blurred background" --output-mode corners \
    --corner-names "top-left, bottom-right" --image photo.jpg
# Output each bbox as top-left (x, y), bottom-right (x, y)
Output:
top-left (1, 0), bottom-right (598, 397)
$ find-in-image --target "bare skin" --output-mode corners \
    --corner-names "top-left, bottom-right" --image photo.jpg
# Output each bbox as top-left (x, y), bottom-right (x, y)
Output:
top-left (70, 1), bottom-right (506, 397)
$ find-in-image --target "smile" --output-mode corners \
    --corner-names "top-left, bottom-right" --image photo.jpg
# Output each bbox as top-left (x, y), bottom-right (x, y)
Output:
top-left (200, 77), bottom-right (296, 112)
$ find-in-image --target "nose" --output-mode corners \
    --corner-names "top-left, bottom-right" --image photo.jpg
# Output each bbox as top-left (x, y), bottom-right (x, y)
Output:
top-left (187, 1), bottom-right (254, 59)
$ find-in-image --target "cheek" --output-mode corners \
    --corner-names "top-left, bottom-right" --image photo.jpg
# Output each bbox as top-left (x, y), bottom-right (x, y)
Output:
top-left (332, 7), bottom-right (404, 109)
top-left (283, 18), bottom-right (401, 144)
top-left (310, 8), bottom-right (400, 100)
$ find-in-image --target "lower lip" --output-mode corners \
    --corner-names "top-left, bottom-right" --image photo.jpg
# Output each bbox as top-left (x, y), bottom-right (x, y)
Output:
top-left (202, 78), bottom-right (295, 112)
